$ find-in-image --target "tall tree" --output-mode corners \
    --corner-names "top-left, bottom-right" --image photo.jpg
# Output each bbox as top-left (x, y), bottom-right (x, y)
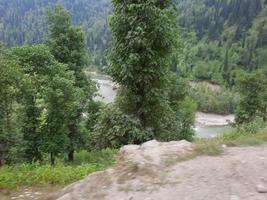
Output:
top-left (46, 5), bottom-right (96, 162)
top-left (9, 45), bottom-right (76, 164)
top-left (0, 54), bottom-right (23, 165)
top-left (109, 0), bottom-right (181, 138)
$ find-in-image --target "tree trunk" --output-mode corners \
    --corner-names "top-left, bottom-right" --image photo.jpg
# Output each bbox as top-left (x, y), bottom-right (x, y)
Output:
top-left (50, 152), bottom-right (55, 166)
top-left (67, 149), bottom-right (74, 162)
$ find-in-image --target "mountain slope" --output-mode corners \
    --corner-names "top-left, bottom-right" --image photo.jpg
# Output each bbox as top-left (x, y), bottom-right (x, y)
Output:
top-left (1, 0), bottom-right (267, 83)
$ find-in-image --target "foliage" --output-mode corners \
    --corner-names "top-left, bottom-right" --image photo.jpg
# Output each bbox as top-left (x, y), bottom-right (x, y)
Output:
top-left (2, 0), bottom-right (267, 76)
top-left (107, 0), bottom-right (188, 143)
top-left (180, 0), bottom-right (267, 85)
top-left (189, 84), bottom-right (240, 114)
top-left (0, 149), bottom-right (117, 189)
top-left (92, 105), bottom-right (153, 149)
top-left (235, 72), bottom-right (267, 124)
top-left (0, 0), bottom-right (111, 69)
top-left (224, 117), bottom-right (266, 140)
top-left (0, 54), bottom-right (23, 165)
top-left (167, 74), bottom-right (197, 141)
top-left (46, 5), bottom-right (96, 162)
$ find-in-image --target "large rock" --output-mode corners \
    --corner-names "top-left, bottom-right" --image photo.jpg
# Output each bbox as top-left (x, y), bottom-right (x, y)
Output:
top-left (120, 140), bottom-right (193, 165)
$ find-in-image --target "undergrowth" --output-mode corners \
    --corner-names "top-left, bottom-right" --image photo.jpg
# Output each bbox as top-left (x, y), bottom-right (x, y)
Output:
top-left (0, 149), bottom-right (117, 190)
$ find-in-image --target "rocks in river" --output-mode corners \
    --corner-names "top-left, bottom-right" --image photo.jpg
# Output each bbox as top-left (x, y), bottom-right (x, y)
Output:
top-left (256, 184), bottom-right (267, 193)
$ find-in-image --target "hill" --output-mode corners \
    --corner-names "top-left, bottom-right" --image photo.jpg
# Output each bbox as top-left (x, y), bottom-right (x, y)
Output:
top-left (0, 0), bottom-right (267, 84)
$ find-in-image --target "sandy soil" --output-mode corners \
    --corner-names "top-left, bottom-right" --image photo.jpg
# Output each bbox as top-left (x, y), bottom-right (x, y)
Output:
top-left (49, 140), bottom-right (267, 200)
top-left (195, 112), bottom-right (235, 126)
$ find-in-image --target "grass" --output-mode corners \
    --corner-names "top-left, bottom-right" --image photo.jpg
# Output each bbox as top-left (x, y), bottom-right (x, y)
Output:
top-left (0, 149), bottom-right (117, 190)
top-left (163, 122), bottom-right (267, 167)
top-left (194, 126), bottom-right (267, 157)
top-left (1, 123), bottom-right (266, 191)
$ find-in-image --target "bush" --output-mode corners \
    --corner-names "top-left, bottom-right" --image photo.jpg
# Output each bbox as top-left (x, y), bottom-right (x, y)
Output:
top-left (223, 117), bottom-right (266, 140)
top-left (189, 84), bottom-right (240, 114)
top-left (0, 163), bottom-right (100, 189)
top-left (91, 105), bottom-right (153, 149)
top-left (0, 149), bottom-right (117, 189)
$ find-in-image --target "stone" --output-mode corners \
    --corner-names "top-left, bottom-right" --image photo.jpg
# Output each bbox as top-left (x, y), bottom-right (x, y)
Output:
top-left (230, 195), bottom-right (240, 200)
top-left (128, 195), bottom-right (134, 200)
top-left (256, 184), bottom-right (267, 193)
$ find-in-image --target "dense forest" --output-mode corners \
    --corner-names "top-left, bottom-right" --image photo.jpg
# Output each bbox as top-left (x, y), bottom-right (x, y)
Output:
top-left (0, 0), bottom-right (111, 67)
top-left (1, 0), bottom-right (267, 85)
top-left (179, 0), bottom-right (267, 86)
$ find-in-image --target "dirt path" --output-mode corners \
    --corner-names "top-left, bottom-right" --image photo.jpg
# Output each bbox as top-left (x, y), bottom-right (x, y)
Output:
top-left (48, 141), bottom-right (267, 200)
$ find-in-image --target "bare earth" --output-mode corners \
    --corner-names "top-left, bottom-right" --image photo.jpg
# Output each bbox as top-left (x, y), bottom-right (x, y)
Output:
top-left (48, 140), bottom-right (267, 200)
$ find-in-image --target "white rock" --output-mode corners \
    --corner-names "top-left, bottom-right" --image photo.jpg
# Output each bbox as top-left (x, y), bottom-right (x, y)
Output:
top-left (256, 184), bottom-right (267, 193)
top-left (230, 195), bottom-right (240, 200)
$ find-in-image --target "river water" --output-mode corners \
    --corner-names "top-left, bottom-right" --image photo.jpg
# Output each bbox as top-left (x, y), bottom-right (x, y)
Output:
top-left (89, 72), bottom-right (233, 138)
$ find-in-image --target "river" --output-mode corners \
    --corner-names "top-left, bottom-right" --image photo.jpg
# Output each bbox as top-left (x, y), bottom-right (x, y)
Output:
top-left (89, 72), bottom-right (234, 138)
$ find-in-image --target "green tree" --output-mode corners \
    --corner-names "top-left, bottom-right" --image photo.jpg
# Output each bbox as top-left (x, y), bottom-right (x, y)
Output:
top-left (10, 45), bottom-right (77, 164)
top-left (46, 5), bottom-right (96, 162)
top-left (10, 45), bottom-right (57, 162)
top-left (108, 0), bottom-right (185, 141)
top-left (42, 69), bottom-right (78, 165)
top-left (0, 54), bottom-right (23, 165)
top-left (235, 72), bottom-right (267, 124)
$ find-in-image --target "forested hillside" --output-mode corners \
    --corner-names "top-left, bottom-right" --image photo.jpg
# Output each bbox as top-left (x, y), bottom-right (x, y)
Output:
top-left (1, 0), bottom-right (267, 84)
top-left (179, 0), bottom-right (267, 86)
top-left (0, 0), bottom-right (111, 66)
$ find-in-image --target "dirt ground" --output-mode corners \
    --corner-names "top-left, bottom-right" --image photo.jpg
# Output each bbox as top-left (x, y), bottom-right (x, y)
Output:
top-left (48, 141), bottom-right (267, 200)
top-left (0, 186), bottom-right (60, 200)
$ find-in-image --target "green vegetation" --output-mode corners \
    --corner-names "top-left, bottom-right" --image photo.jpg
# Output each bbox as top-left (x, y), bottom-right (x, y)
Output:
top-left (0, 6), bottom-right (96, 166)
top-left (235, 72), bottom-right (267, 124)
top-left (180, 0), bottom-right (267, 86)
top-left (94, 0), bottom-right (196, 147)
top-left (1, 0), bottom-right (267, 78)
top-left (0, 149), bottom-right (117, 189)
top-left (0, 0), bottom-right (111, 69)
top-left (46, 5), bottom-right (96, 163)
top-left (195, 119), bottom-right (267, 157)
top-left (1, 0), bottom-right (267, 196)
top-left (189, 84), bottom-right (240, 114)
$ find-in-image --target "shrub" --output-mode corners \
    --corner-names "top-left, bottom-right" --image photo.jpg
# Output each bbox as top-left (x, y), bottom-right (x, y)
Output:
top-left (189, 84), bottom-right (240, 114)
top-left (91, 105), bottom-right (153, 149)
top-left (223, 117), bottom-right (266, 140)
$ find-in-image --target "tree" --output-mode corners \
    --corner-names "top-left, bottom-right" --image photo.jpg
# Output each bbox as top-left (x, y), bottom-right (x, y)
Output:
top-left (9, 45), bottom-right (57, 162)
top-left (108, 0), bottom-right (184, 140)
top-left (235, 71), bottom-right (267, 124)
top-left (42, 69), bottom-right (78, 165)
top-left (0, 54), bottom-right (23, 165)
top-left (9, 44), bottom-right (77, 164)
top-left (46, 5), bottom-right (96, 162)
